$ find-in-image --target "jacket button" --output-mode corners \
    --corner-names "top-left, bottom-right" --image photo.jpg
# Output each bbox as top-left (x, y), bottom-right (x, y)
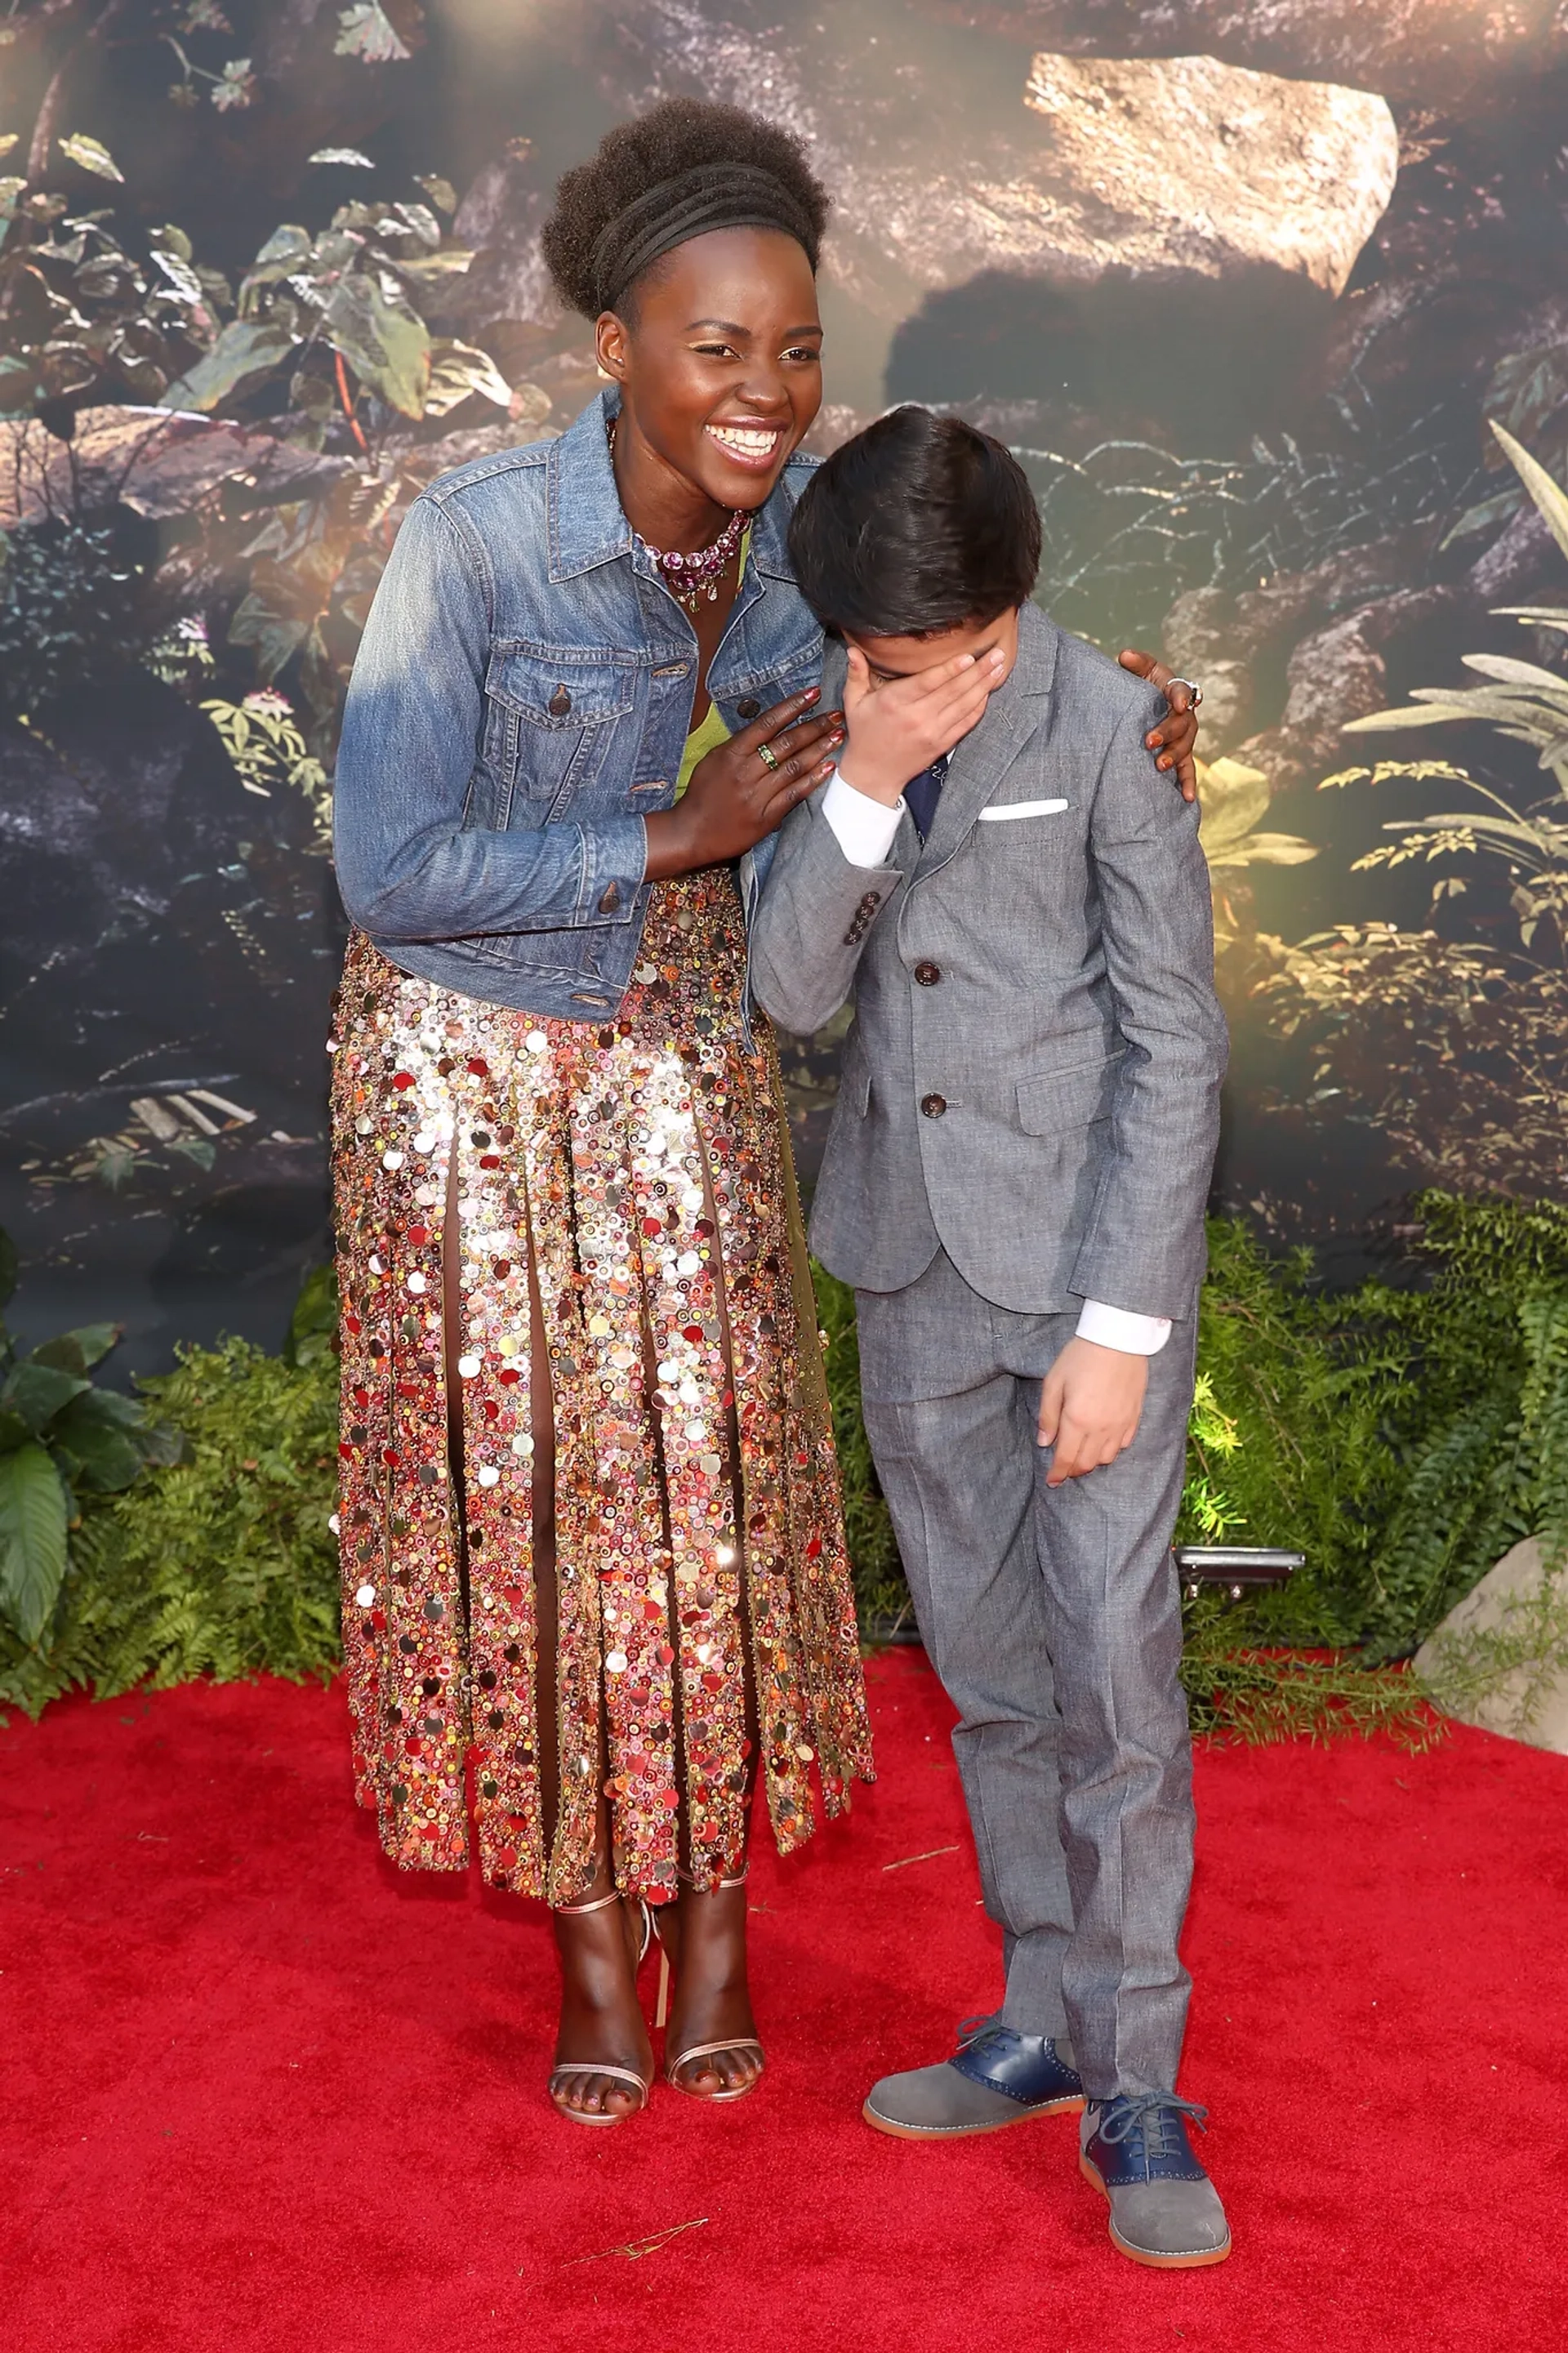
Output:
top-left (548, 684), bottom-right (572, 717)
top-left (736, 697), bottom-right (760, 720)
top-left (920, 1093), bottom-right (947, 1119)
top-left (915, 960), bottom-right (942, 986)
top-left (597, 882), bottom-right (621, 914)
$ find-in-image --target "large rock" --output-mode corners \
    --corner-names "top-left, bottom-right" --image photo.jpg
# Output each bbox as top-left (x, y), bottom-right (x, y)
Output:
top-left (927, 1), bottom-right (1568, 109)
top-left (1016, 54), bottom-right (1396, 297)
top-left (1415, 1537), bottom-right (1568, 1753)
top-left (599, 7), bottom-right (1397, 323)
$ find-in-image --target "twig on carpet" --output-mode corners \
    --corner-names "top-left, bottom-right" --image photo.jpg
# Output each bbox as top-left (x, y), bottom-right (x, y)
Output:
top-left (881, 1845), bottom-right (960, 1870)
top-left (562, 2218), bottom-right (710, 2266)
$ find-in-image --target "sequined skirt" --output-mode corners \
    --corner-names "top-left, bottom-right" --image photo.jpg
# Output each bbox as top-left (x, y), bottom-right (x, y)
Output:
top-left (328, 867), bottom-right (873, 1903)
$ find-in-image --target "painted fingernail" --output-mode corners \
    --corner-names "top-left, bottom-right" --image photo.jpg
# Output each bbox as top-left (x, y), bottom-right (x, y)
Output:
top-left (1158, 756), bottom-right (1171, 770)
top-left (802, 686), bottom-right (820, 702)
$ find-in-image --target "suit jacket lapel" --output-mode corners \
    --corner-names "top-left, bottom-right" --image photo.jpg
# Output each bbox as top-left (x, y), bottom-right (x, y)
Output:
top-left (914, 605), bottom-right (1060, 879)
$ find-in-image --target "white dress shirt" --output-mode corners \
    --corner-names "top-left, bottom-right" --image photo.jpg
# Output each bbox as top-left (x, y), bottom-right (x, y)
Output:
top-left (819, 765), bottom-right (1171, 1359)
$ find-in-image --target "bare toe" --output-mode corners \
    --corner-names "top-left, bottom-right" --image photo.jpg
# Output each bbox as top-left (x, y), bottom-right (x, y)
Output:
top-left (551, 2067), bottom-right (641, 2120)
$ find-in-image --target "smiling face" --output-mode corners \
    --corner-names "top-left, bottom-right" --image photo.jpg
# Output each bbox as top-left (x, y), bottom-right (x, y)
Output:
top-left (595, 225), bottom-right (823, 519)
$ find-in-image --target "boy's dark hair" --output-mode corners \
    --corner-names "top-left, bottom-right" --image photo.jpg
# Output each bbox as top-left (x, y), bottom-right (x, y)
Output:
top-left (788, 407), bottom-right (1041, 638)
top-left (541, 98), bottom-right (829, 322)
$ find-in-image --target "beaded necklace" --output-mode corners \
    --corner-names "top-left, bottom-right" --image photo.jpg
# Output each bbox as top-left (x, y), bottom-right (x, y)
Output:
top-left (608, 416), bottom-right (746, 615)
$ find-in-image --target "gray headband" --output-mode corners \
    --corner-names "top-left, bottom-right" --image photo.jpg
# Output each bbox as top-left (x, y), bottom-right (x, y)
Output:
top-left (589, 162), bottom-right (817, 315)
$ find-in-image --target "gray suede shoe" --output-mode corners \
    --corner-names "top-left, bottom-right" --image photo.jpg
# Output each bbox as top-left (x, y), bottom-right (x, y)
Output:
top-left (863, 2018), bottom-right (1085, 2140)
top-left (1080, 2095), bottom-right (1232, 2268)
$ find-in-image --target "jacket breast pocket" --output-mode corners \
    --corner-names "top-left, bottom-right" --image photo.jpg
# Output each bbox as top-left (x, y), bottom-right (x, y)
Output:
top-left (482, 653), bottom-right (637, 821)
top-left (1015, 1048), bottom-right (1124, 1135)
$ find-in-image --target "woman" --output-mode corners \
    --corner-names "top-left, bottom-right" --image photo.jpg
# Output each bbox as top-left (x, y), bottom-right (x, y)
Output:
top-left (329, 98), bottom-right (1200, 2128)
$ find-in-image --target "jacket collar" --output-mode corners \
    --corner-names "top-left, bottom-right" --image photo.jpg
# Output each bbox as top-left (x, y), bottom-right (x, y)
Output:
top-left (546, 386), bottom-right (800, 585)
top-left (914, 599), bottom-right (1060, 874)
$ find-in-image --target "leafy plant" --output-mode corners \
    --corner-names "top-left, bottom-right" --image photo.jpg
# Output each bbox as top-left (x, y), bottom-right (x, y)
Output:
top-left (1022, 418), bottom-right (1473, 648)
top-left (1258, 424), bottom-right (1568, 1197)
top-left (1340, 425), bottom-right (1568, 948)
top-left (1339, 443), bottom-right (1568, 953)
top-left (1260, 923), bottom-right (1568, 1198)
top-left (0, 188), bottom-right (226, 417)
top-left (0, 1334), bottom-right (340, 1718)
top-left (1180, 1372), bottom-right (1245, 1540)
top-left (0, 516), bottom-right (154, 715)
top-left (160, 193), bottom-right (506, 435)
top-left (814, 1260), bottom-right (906, 1629)
top-left (1194, 754), bottom-right (1316, 954)
top-left (1444, 341), bottom-right (1568, 548)
top-left (0, 1), bottom-right (421, 178)
top-left (203, 689), bottom-right (332, 849)
top-left (1346, 1194), bottom-right (1568, 1648)
top-left (1, 123), bottom-right (549, 754)
top-left (0, 1227), bottom-right (182, 1652)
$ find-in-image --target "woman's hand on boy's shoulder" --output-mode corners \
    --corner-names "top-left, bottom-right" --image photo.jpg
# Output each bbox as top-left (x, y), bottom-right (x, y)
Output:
top-left (1117, 648), bottom-right (1200, 803)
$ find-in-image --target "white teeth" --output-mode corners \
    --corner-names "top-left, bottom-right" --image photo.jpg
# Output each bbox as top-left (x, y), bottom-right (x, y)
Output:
top-left (707, 425), bottom-right (781, 454)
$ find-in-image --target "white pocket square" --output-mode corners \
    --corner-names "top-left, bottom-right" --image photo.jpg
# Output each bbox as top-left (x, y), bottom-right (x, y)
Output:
top-left (977, 797), bottom-right (1070, 822)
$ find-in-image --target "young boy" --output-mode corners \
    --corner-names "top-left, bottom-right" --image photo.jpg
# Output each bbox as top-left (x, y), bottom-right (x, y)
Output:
top-left (751, 407), bottom-right (1231, 2269)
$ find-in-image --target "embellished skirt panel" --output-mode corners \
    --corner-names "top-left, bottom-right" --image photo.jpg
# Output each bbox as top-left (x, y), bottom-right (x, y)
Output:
top-left (329, 867), bottom-right (873, 1903)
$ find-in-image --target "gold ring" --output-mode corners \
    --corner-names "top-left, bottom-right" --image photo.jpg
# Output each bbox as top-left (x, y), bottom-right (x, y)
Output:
top-left (756, 742), bottom-right (782, 773)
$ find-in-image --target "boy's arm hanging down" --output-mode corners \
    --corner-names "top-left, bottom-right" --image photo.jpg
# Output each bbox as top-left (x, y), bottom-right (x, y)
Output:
top-left (1068, 688), bottom-right (1230, 1322)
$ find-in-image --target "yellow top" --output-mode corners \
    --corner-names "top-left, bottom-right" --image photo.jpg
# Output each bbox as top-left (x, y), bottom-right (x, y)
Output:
top-left (677, 697), bottom-right (732, 797)
top-left (673, 526), bottom-right (752, 800)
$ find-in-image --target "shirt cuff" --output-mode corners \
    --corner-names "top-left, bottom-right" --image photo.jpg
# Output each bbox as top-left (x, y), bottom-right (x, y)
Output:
top-left (822, 768), bottom-right (904, 868)
top-left (1076, 1299), bottom-right (1172, 1356)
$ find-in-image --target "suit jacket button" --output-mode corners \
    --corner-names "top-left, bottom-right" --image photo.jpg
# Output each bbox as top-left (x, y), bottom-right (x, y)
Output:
top-left (597, 882), bottom-right (621, 914)
top-left (914, 960), bottom-right (941, 986)
top-left (548, 684), bottom-right (572, 717)
top-left (920, 1093), bottom-right (947, 1119)
top-left (737, 697), bottom-right (760, 720)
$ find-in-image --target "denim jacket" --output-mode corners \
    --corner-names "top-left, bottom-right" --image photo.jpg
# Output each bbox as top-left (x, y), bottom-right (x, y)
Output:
top-left (332, 388), bottom-right (824, 1019)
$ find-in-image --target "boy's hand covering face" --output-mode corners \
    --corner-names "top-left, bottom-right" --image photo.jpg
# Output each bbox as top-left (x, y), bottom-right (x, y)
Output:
top-left (837, 639), bottom-right (1008, 807)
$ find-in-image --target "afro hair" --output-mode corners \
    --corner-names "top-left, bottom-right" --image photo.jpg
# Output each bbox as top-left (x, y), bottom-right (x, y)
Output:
top-left (541, 96), bottom-right (830, 320)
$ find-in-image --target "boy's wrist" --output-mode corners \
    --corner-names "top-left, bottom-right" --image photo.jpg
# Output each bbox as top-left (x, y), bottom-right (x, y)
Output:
top-left (835, 746), bottom-right (906, 808)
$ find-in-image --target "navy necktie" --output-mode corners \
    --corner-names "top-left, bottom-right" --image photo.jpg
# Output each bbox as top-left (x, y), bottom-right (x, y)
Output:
top-left (903, 752), bottom-right (950, 843)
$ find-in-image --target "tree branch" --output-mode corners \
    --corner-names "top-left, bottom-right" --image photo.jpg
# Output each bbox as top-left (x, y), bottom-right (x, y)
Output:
top-left (25, 0), bottom-right (131, 182)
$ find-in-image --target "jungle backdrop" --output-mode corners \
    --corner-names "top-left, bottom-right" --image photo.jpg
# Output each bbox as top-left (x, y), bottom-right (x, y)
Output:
top-left (2, 0), bottom-right (1567, 1375)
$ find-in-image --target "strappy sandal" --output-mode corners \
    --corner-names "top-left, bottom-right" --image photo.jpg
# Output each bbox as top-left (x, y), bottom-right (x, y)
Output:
top-left (653, 1868), bottom-right (767, 2104)
top-left (548, 1887), bottom-right (654, 2128)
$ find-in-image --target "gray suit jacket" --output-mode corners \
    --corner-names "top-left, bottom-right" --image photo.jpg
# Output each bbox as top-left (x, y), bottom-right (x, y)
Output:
top-left (750, 601), bottom-right (1227, 1318)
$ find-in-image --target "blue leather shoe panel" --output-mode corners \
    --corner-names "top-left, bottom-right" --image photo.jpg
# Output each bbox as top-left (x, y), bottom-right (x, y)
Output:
top-left (1085, 2094), bottom-right (1209, 2186)
top-left (947, 2025), bottom-right (1085, 2109)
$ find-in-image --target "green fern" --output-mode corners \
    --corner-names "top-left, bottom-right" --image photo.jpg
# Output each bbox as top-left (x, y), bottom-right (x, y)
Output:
top-left (0, 1338), bottom-right (338, 1718)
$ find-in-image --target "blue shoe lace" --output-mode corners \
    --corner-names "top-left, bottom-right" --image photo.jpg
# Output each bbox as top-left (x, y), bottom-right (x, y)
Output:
top-left (1095, 2091), bottom-right (1209, 2165)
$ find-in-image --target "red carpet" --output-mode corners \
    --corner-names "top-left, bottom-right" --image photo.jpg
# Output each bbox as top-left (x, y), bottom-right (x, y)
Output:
top-left (2, 1651), bottom-right (1565, 2353)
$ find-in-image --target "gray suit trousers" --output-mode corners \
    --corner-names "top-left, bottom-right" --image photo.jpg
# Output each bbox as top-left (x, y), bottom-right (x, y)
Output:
top-left (856, 1246), bottom-right (1196, 2101)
